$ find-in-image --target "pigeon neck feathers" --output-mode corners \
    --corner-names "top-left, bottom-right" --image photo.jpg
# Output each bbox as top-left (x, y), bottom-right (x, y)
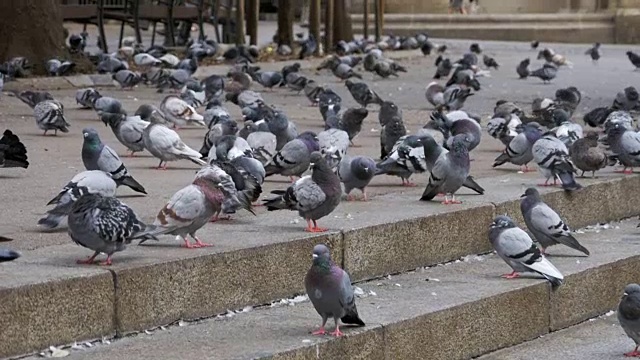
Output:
top-left (193, 178), bottom-right (225, 205)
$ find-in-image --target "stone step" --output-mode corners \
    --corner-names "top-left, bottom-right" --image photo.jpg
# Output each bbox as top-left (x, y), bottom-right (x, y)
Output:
top-left (21, 217), bottom-right (640, 360)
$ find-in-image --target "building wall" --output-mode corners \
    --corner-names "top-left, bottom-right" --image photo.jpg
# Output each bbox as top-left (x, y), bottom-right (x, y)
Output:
top-left (350, 0), bottom-right (607, 14)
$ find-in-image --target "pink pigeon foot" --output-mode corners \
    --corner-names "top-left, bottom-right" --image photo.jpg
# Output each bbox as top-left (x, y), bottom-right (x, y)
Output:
top-left (193, 237), bottom-right (213, 248)
top-left (98, 256), bottom-right (113, 266)
top-left (76, 253), bottom-right (99, 265)
top-left (312, 328), bottom-right (326, 335)
top-left (501, 271), bottom-right (520, 279)
top-left (624, 168), bottom-right (634, 175)
top-left (329, 327), bottom-right (344, 337)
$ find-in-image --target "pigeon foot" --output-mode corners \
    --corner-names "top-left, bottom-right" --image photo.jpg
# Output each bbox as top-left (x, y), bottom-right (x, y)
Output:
top-left (329, 328), bottom-right (344, 337)
top-left (501, 271), bottom-right (520, 279)
top-left (76, 252), bottom-right (100, 265)
top-left (311, 328), bottom-right (326, 335)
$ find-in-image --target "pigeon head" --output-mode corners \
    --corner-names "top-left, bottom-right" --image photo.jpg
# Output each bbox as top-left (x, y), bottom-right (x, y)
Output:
top-left (345, 79), bottom-right (354, 88)
top-left (82, 128), bottom-right (102, 147)
top-left (520, 187), bottom-right (540, 199)
top-left (469, 43), bottom-right (482, 54)
top-left (450, 134), bottom-right (471, 153)
top-left (552, 109), bottom-right (570, 126)
top-left (490, 215), bottom-right (515, 229)
top-left (623, 284), bottom-right (640, 297)
top-left (298, 131), bottom-right (319, 150)
top-left (311, 244), bottom-right (332, 265)
top-left (100, 112), bottom-right (125, 127)
top-left (352, 157), bottom-right (376, 180)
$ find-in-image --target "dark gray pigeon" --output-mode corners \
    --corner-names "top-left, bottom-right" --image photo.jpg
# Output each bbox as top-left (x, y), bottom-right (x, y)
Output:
top-left (34, 100), bottom-right (70, 135)
top-left (113, 70), bottom-right (142, 89)
top-left (530, 63), bottom-right (557, 83)
top-left (252, 70), bottom-right (283, 90)
top-left (372, 59), bottom-right (406, 78)
top-left (483, 54), bottom-right (499, 69)
top-left (618, 283), bottom-right (640, 357)
top-left (81, 128), bottom-right (147, 194)
top-left (339, 107), bottom-right (369, 144)
top-left (201, 74), bottom-right (225, 102)
top-left (585, 43), bottom-right (601, 62)
top-left (420, 134), bottom-right (470, 204)
top-left (0, 248), bottom-right (20, 262)
top-left (380, 117), bottom-right (407, 160)
top-left (433, 56), bottom-right (452, 79)
top-left (332, 63), bottom-right (363, 80)
top-left (345, 80), bottom-right (383, 107)
top-left (612, 86), bottom-right (640, 111)
top-left (438, 111), bottom-right (482, 152)
top-left (304, 244), bottom-right (365, 337)
top-left (570, 131), bottom-right (607, 178)
top-left (532, 134), bottom-right (582, 190)
top-left (280, 62), bottom-right (300, 87)
top-left (0, 129), bottom-right (29, 169)
top-left (516, 58), bottom-right (530, 79)
top-left (493, 122), bottom-right (542, 172)
top-left (338, 155), bottom-right (376, 201)
top-left (264, 152), bottom-right (342, 232)
top-left (520, 187), bottom-right (589, 256)
top-left (486, 114), bottom-right (522, 146)
top-left (299, 34), bottom-right (317, 59)
top-left (264, 131), bottom-right (319, 180)
top-left (488, 215), bottom-right (563, 287)
top-left (46, 59), bottom-right (76, 76)
top-left (378, 101), bottom-right (402, 127)
top-left (267, 110), bottom-right (298, 151)
top-left (68, 193), bottom-right (160, 265)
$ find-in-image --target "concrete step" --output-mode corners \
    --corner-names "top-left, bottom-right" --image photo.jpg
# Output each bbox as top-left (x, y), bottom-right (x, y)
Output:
top-left (21, 218), bottom-right (640, 360)
top-left (350, 13), bottom-right (615, 43)
top-left (478, 315), bottom-right (630, 360)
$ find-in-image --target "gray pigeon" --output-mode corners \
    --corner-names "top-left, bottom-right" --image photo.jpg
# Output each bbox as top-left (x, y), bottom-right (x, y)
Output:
top-left (612, 86), bottom-right (640, 111)
top-left (38, 170), bottom-right (117, 230)
top-left (488, 215), bottom-right (564, 287)
top-left (332, 63), bottom-right (363, 80)
top-left (267, 110), bottom-right (298, 151)
top-left (147, 165), bottom-right (239, 247)
top-left (439, 111), bottom-right (482, 152)
top-left (160, 95), bottom-right (205, 128)
top-left (375, 135), bottom-right (428, 186)
top-left (75, 88), bottom-right (101, 109)
top-left (618, 284), bottom-right (640, 357)
top-left (211, 157), bottom-right (263, 217)
top-left (551, 109), bottom-right (583, 148)
top-left (532, 134), bottom-right (582, 190)
top-left (245, 123), bottom-right (277, 167)
top-left (380, 117), bottom-right (407, 160)
top-left (81, 128), bottom-right (147, 194)
top-left (92, 96), bottom-right (124, 116)
top-left (101, 113), bottom-right (149, 157)
top-left (420, 134), bottom-right (470, 204)
top-left (604, 122), bottom-right (640, 174)
top-left (201, 74), bottom-right (225, 102)
top-left (441, 85), bottom-right (474, 111)
top-left (265, 131), bottom-right (319, 180)
top-left (570, 131), bottom-right (607, 178)
top-left (373, 59), bottom-right (406, 78)
top-left (486, 114), bottom-right (522, 146)
top-left (530, 63), bottom-right (557, 83)
top-left (483, 54), bottom-right (500, 69)
top-left (253, 71), bottom-right (283, 90)
top-left (304, 80), bottom-right (325, 105)
top-left (34, 100), bottom-right (70, 135)
top-left (45, 59), bottom-right (75, 76)
top-left (264, 152), bottom-right (342, 232)
top-left (378, 101), bottom-right (402, 127)
top-left (345, 80), bottom-right (383, 107)
top-left (113, 70), bottom-right (142, 89)
top-left (207, 135), bottom-right (252, 162)
top-left (516, 58), bottom-right (530, 79)
top-left (16, 90), bottom-right (55, 108)
top-left (433, 56), bottom-right (452, 79)
top-left (493, 122), bottom-right (542, 172)
top-left (338, 155), bottom-right (376, 201)
top-left (304, 244), bottom-right (365, 337)
top-left (142, 121), bottom-right (207, 170)
top-left (68, 193), bottom-right (159, 265)
top-left (97, 55), bottom-right (128, 74)
top-left (318, 128), bottom-right (350, 170)
top-left (520, 187), bottom-right (589, 256)
top-left (0, 248), bottom-right (19, 262)
top-left (339, 107), bottom-right (369, 144)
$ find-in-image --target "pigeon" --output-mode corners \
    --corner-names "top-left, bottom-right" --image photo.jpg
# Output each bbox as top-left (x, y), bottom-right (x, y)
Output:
top-left (163, 69), bottom-right (193, 91)
top-left (265, 131), bottom-right (319, 180)
top-left (516, 58), bottom-right (530, 79)
top-left (0, 249), bottom-right (20, 262)
top-left (604, 110), bottom-right (635, 131)
top-left (0, 130), bottom-right (29, 169)
top-left (487, 114), bottom-right (522, 146)
top-left (420, 134), bottom-right (471, 204)
top-left (530, 63), bottom-right (557, 83)
top-left (332, 63), bottom-right (363, 80)
top-left (338, 155), bottom-right (376, 201)
top-left (264, 152), bottom-right (342, 232)
top-left (38, 170), bottom-right (117, 230)
top-left (142, 121), bottom-right (207, 170)
top-left (380, 116), bottom-right (407, 160)
top-left (416, 117), bottom-right (448, 146)
top-left (493, 122), bottom-right (542, 172)
top-left (570, 131), bottom-right (607, 178)
top-left (626, 51), bottom-right (640, 70)
top-left (441, 85), bottom-right (474, 111)
top-left (339, 107), bottom-right (369, 144)
top-left (133, 53), bottom-right (162, 67)
top-left (45, 59), bottom-right (75, 76)
top-left (245, 122), bottom-right (277, 166)
top-left (92, 96), bottom-right (124, 117)
top-left (203, 100), bottom-right (231, 128)
top-left (180, 81), bottom-right (206, 108)
top-left (421, 40), bottom-right (434, 56)
top-left (375, 135), bottom-right (427, 186)
top-left (604, 122), bottom-right (640, 174)
top-left (304, 80), bottom-right (325, 105)
top-left (554, 86), bottom-right (582, 116)
top-left (433, 56), bottom-right (452, 79)
top-left (446, 68), bottom-right (480, 90)
top-left (425, 82), bottom-right (447, 108)
top-left (318, 128), bottom-right (350, 170)
top-left (113, 70), bottom-right (142, 89)
top-left (618, 284), bottom-right (640, 357)
top-left (280, 62), bottom-right (301, 87)
top-left (439, 111), bottom-right (482, 152)
top-left (135, 103), bottom-right (171, 126)
top-left (520, 187), bottom-right (590, 256)
top-left (305, 244), bottom-right (365, 337)
top-left (160, 95), bottom-right (205, 128)
top-left (483, 54), bottom-right (499, 69)
top-left (345, 80), bottom-right (383, 107)
top-left (319, 89), bottom-right (343, 121)
top-left (531, 40), bottom-right (540, 49)
top-left (34, 100), bottom-right (70, 135)
top-left (100, 113), bottom-right (149, 157)
top-left (68, 193), bottom-right (160, 265)
top-left (199, 116), bottom-right (238, 156)
top-left (207, 135), bottom-right (252, 162)
top-left (267, 111), bottom-right (299, 151)
top-left (252, 70), bottom-right (283, 90)
top-left (470, 43), bottom-right (482, 54)
top-left (201, 74), bottom-right (225, 101)
top-left (488, 215), bottom-right (563, 287)
top-left (68, 32), bottom-right (87, 53)
top-left (82, 128), bottom-right (147, 194)
top-left (532, 133), bottom-right (582, 190)
top-left (585, 43), bottom-right (601, 62)
top-left (210, 157), bottom-right (262, 217)
top-left (146, 165), bottom-right (239, 247)
top-left (612, 86), bottom-right (640, 111)
top-left (75, 88), bottom-right (101, 109)
top-left (317, 55), bottom-right (342, 71)
top-left (551, 109), bottom-right (583, 148)
top-left (299, 34), bottom-right (317, 59)
top-left (372, 60), bottom-right (406, 78)
top-left (15, 90), bottom-right (55, 108)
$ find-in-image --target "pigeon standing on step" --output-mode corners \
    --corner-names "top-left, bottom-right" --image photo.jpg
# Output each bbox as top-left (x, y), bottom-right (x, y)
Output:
top-left (332, 63), bottom-right (363, 81)
top-left (264, 152), bottom-right (342, 232)
top-left (520, 187), bottom-right (590, 256)
top-left (420, 134), bottom-right (471, 204)
top-left (380, 117), bottom-right (407, 160)
top-left (38, 170), bottom-right (117, 230)
top-left (338, 155), bottom-right (376, 201)
top-left (339, 107), bottom-right (369, 144)
top-left (160, 95), bottom-right (205, 128)
top-left (604, 122), bottom-right (640, 174)
top-left (618, 284), bottom-right (640, 357)
top-left (34, 100), bottom-right (70, 135)
top-left (493, 122), bottom-right (542, 172)
top-left (532, 133), bottom-right (582, 190)
top-left (0, 129), bottom-right (29, 169)
top-left (68, 193), bottom-right (160, 265)
top-left (305, 244), bottom-right (365, 337)
top-left (142, 119), bottom-right (207, 170)
top-left (570, 131), bottom-right (607, 178)
top-left (81, 128), bottom-right (147, 194)
top-left (375, 135), bottom-right (427, 187)
top-left (488, 215), bottom-right (564, 287)
top-left (265, 131), bottom-right (319, 180)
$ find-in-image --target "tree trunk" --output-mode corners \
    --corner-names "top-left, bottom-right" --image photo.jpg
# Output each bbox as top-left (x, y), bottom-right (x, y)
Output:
top-left (333, 0), bottom-right (353, 43)
top-left (0, 0), bottom-right (66, 75)
top-left (277, 0), bottom-right (294, 46)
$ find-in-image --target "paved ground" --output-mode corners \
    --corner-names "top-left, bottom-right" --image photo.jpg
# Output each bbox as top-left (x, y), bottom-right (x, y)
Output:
top-left (1, 38), bottom-right (639, 252)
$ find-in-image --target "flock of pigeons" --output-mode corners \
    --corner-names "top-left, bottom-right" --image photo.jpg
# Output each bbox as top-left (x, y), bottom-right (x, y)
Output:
top-left (3, 31), bottom-right (640, 346)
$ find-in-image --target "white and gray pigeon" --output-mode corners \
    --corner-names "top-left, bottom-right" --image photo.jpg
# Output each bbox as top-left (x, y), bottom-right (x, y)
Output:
top-left (267, 110), bottom-right (298, 151)
top-left (15, 90), bottom-right (55, 109)
top-left (34, 100), bottom-right (70, 135)
top-left (488, 215), bottom-right (564, 287)
top-left (133, 53), bottom-right (162, 67)
top-left (100, 113), bottom-right (149, 157)
top-left (264, 131), bottom-right (319, 180)
top-left (75, 88), bottom-right (101, 109)
top-left (437, 110), bottom-right (482, 152)
top-left (487, 114), bottom-right (522, 146)
top-left (245, 121), bottom-right (277, 166)
top-left (618, 284), bottom-right (640, 357)
top-left (532, 133), bottom-right (582, 190)
top-left (160, 95), bottom-right (205, 128)
top-left (304, 244), bottom-right (365, 337)
top-left (211, 157), bottom-right (263, 217)
top-left (180, 81), bottom-right (206, 108)
top-left (550, 108), bottom-right (583, 148)
top-left (45, 59), bottom-right (75, 76)
top-left (520, 187), bottom-right (590, 256)
top-left (264, 152), bottom-right (342, 232)
top-left (492, 122), bottom-right (543, 172)
top-left (144, 165), bottom-right (239, 248)
top-left (81, 128), bottom-right (147, 194)
top-left (318, 128), bottom-right (350, 171)
top-left (207, 135), bottom-right (252, 162)
top-left (38, 170), bottom-right (117, 230)
top-left (605, 122), bottom-right (640, 174)
top-left (142, 120), bottom-right (207, 170)
top-left (92, 96), bottom-right (124, 116)
top-left (253, 71), bottom-right (283, 90)
top-left (420, 134), bottom-right (471, 204)
top-left (68, 193), bottom-right (160, 265)
top-left (113, 69), bottom-right (142, 89)
top-left (338, 155), bottom-right (376, 201)
top-left (375, 135), bottom-right (428, 186)
top-left (203, 100), bottom-right (231, 128)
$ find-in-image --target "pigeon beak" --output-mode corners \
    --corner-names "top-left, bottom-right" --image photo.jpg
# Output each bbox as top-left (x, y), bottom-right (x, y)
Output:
top-left (312, 254), bottom-right (318, 259)
top-left (520, 193), bottom-right (526, 198)
top-left (310, 162), bottom-right (315, 167)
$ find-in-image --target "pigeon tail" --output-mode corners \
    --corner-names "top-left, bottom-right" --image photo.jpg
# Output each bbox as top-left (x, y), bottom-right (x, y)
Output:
top-left (492, 152), bottom-right (510, 167)
top-left (462, 175), bottom-right (485, 194)
top-left (118, 176), bottom-right (148, 194)
top-left (557, 235), bottom-right (590, 256)
top-left (341, 312), bottom-right (365, 327)
top-left (0, 249), bottom-right (20, 262)
top-left (420, 182), bottom-right (439, 201)
top-left (558, 171), bottom-right (582, 191)
top-left (37, 213), bottom-right (66, 229)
